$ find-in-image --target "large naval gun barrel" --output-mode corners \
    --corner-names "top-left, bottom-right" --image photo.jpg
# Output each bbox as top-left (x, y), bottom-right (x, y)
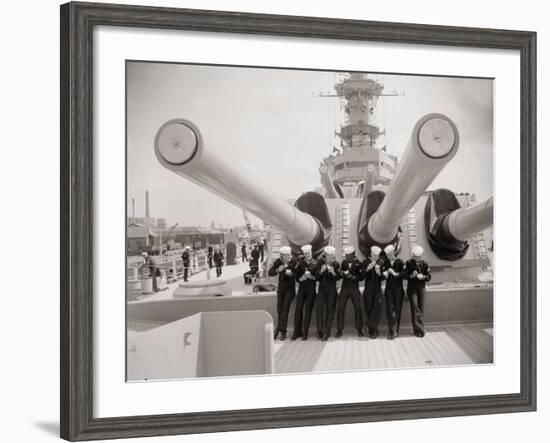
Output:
top-left (443, 197), bottom-right (493, 242)
top-left (365, 113), bottom-right (460, 245)
top-left (425, 192), bottom-right (493, 260)
top-left (154, 119), bottom-right (325, 247)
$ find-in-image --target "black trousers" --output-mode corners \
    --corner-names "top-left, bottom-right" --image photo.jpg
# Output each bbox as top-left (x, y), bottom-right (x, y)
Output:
top-left (207, 257), bottom-right (213, 268)
top-left (276, 285), bottom-right (295, 333)
top-left (293, 284), bottom-right (316, 337)
top-left (337, 284), bottom-right (362, 330)
top-left (406, 285), bottom-right (425, 334)
top-left (387, 284), bottom-right (405, 333)
top-left (183, 265), bottom-right (189, 281)
top-left (316, 283), bottom-right (337, 337)
top-left (364, 283), bottom-right (394, 331)
top-left (215, 264), bottom-right (223, 277)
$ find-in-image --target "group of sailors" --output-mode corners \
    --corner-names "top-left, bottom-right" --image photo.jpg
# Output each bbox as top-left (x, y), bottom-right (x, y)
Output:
top-left (242, 242), bottom-right (262, 284)
top-left (182, 245), bottom-right (224, 281)
top-left (241, 240), bottom-right (266, 263)
top-left (205, 245), bottom-right (225, 278)
top-left (268, 243), bottom-right (431, 342)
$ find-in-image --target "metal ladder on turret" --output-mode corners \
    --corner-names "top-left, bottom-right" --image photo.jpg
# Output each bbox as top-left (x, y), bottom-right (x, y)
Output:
top-left (270, 229), bottom-right (284, 260)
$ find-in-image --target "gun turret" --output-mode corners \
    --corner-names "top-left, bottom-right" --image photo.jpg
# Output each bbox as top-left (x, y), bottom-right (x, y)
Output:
top-left (358, 114), bottom-right (459, 253)
top-left (154, 119), bottom-right (329, 250)
top-left (442, 197), bottom-right (493, 242)
top-left (424, 188), bottom-right (493, 260)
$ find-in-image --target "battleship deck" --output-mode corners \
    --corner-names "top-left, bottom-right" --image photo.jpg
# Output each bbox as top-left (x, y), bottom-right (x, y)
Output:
top-left (128, 262), bottom-right (493, 374)
top-left (129, 319), bottom-right (493, 374)
top-left (273, 323), bottom-right (493, 374)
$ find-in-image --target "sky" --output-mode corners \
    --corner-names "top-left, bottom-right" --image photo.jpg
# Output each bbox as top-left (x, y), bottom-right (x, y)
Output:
top-left (127, 62), bottom-right (493, 228)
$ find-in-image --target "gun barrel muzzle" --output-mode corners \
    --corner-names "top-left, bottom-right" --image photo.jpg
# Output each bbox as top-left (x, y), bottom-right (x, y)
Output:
top-left (155, 119), bottom-right (321, 246)
top-left (367, 113), bottom-right (460, 243)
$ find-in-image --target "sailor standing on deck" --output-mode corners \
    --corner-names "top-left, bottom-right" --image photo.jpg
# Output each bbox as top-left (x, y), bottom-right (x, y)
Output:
top-left (181, 246), bottom-right (191, 282)
top-left (314, 245), bottom-right (341, 341)
top-left (291, 244), bottom-right (318, 341)
top-left (363, 245), bottom-right (385, 339)
top-left (335, 245), bottom-right (364, 338)
top-left (268, 246), bottom-right (297, 341)
top-left (241, 242), bottom-right (248, 263)
top-left (404, 245), bottom-right (431, 337)
top-left (149, 251), bottom-right (161, 292)
top-left (213, 246), bottom-right (224, 278)
top-left (207, 245), bottom-right (213, 269)
top-left (251, 242), bottom-right (260, 264)
top-left (381, 244), bottom-right (404, 340)
top-left (258, 239), bottom-right (265, 262)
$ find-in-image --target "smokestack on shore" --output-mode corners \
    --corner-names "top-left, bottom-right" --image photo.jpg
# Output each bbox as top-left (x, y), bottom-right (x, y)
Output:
top-left (145, 191), bottom-right (150, 218)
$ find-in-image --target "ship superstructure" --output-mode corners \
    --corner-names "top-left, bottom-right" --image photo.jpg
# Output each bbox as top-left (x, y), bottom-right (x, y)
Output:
top-left (315, 73), bottom-right (492, 283)
top-left (319, 73), bottom-right (401, 199)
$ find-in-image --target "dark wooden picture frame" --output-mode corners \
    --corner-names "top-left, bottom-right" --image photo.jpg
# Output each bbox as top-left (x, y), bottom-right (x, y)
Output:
top-left (60, 2), bottom-right (537, 441)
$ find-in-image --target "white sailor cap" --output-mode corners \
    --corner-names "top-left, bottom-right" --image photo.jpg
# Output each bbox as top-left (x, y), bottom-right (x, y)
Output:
top-left (384, 244), bottom-right (395, 255)
top-left (141, 252), bottom-right (148, 257)
top-left (280, 246), bottom-right (292, 255)
top-left (301, 244), bottom-right (312, 253)
top-left (412, 245), bottom-right (424, 256)
top-left (344, 245), bottom-right (355, 255)
top-left (370, 246), bottom-right (382, 256)
top-left (185, 245), bottom-right (191, 250)
top-left (324, 245), bottom-right (336, 255)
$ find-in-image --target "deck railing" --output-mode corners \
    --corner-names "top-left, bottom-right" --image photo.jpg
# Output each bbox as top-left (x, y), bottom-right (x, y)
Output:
top-left (127, 251), bottom-right (211, 298)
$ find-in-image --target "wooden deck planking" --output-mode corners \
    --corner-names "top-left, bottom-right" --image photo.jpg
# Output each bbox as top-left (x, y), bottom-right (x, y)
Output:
top-left (336, 337), bottom-right (347, 371)
top-left (352, 338), bottom-right (361, 370)
top-left (415, 332), bottom-right (443, 366)
top-left (386, 339), bottom-right (404, 368)
top-left (293, 340), bottom-right (311, 372)
top-left (460, 325), bottom-right (493, 355)
top-left (400, 336), bottom-right (425, 367)
top-left (393, 335), bottom-right (417, 367)
top-left (445, 324), bottom-right (492, 364)
top-left (378, 336), bottom-right (397, 369)
top-left (343, 338), bottom-right (353, 371)
top-left (429, 326), bottom-right (477, 365)
top-left (423, 331), bottom-right (461, 366)
top-left (275, 322), bottom-right (492, 374)
top-left (458, 325), bottom-right (493, 363)
top-left (359, 331), bottom-right (370, 369)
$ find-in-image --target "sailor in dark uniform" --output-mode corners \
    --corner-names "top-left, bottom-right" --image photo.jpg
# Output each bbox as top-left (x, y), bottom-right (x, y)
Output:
top-left (335, 245), bottom-right (364, 338)
top-left (268, 246), bottom-right (297, 341)
top-left (213, 246), bottom-right (224, 277)
top-left (251, 243), bottom-right (260, 264)
top-left (381, 244), bottom-right (404, 339)
top-left (258, 239), bottom-right (265, 262)
top-left (292, 244), bottom-right (318, 341)
top-left (181, 245), bottom-right (191, 282)
top-left (404, 245), bottom-right (431, 337)
top-left (363, 245), bottom-right (385, 339)
top-left (243, 256), bottom-right (259, 284)
top-left (241, 242), bottom-right (248, 262)
top-left (207, 245), bottom-right (213, 269)
top-left (314, 245), bottom-right (341, 341)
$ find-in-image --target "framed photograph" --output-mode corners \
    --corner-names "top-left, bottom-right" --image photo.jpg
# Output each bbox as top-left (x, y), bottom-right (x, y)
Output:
top-left (60, 1), bottom-right (536, 441)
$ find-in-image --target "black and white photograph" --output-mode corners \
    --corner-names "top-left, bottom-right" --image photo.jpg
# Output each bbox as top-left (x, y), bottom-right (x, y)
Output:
top-left (126, 62), bottom-right (494, 381)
